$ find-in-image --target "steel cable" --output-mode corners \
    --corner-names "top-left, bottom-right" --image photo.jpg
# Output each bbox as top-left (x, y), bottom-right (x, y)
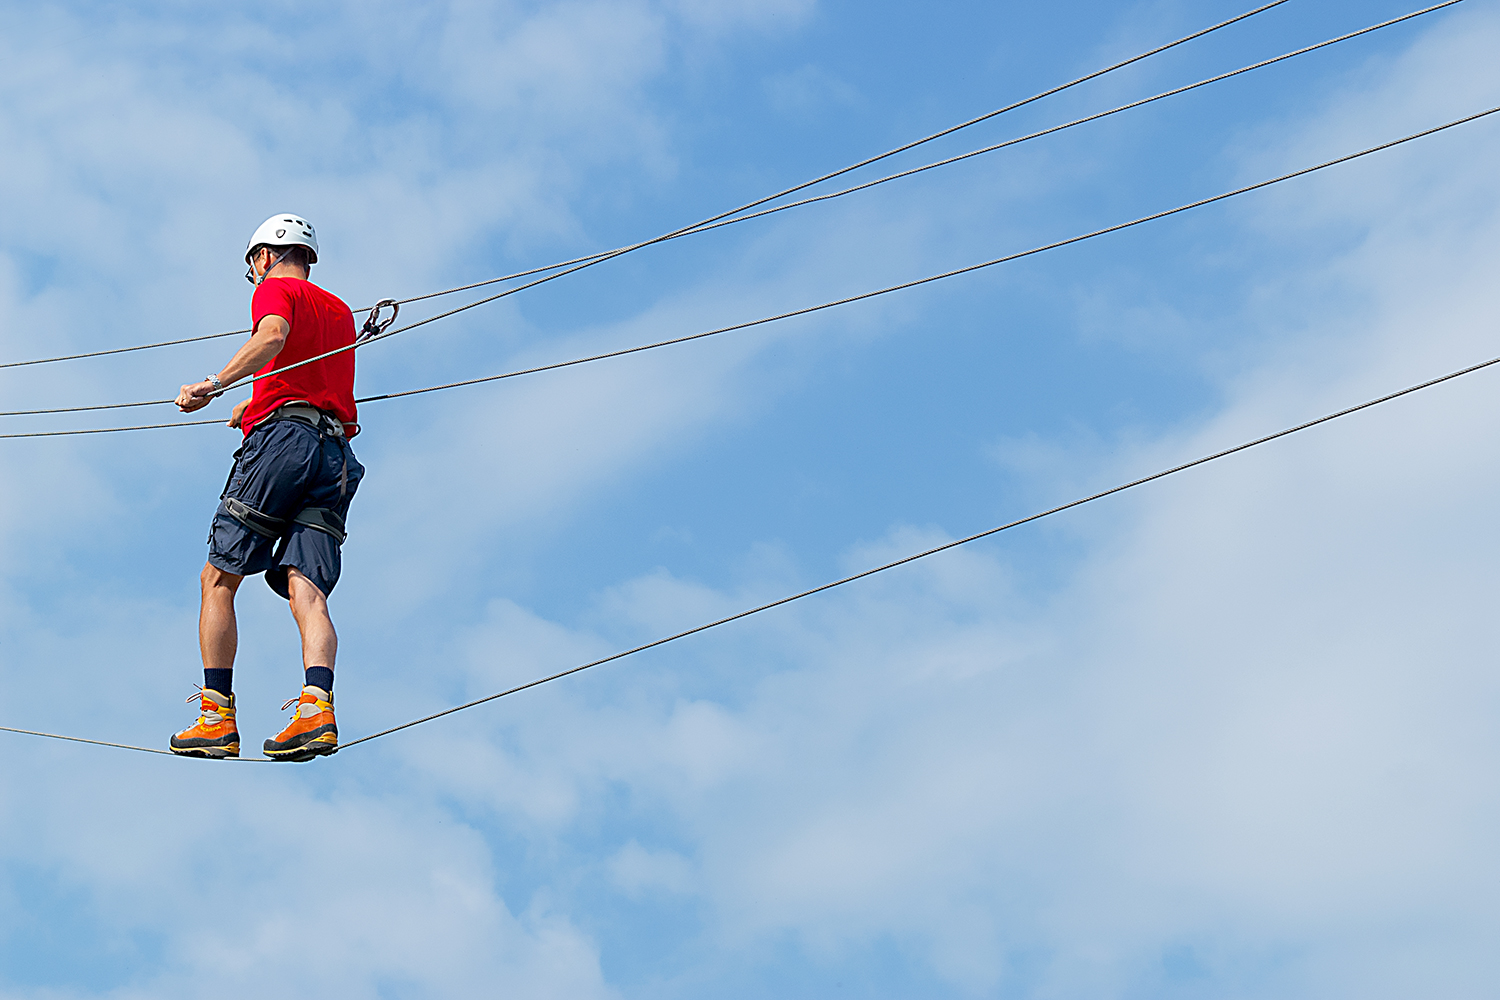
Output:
top-left (0, 0), bottom-right (1295, 374)
top-left (12, 342), bottom-right (1498, 758)
top-left (0, 329), bottom-right (254, 371)
top-left (342, 0), bottom-right (1298, 311)
top-left (0, 724), bottom-right (272, 761)
top-left (194, 1), bottom-right (1305, 399)
top-left (332, 347), bottom-right (1500, 752)
top-left (0, 0), bottom-right (1484, 760)
top-left (1, 4), bottom-right (1476, 423)
top-left (0, 418), bottom-right (222, 440)
top-left (672, 1), bottom-right (1464, 243)
top-left (11, 340), bottom-right (1488, 755)
top-left (7, 100), bottom-right (1497, 437)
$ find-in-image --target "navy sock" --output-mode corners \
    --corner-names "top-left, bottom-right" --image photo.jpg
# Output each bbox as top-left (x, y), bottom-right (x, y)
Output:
top-left (204, 668), bottom-right (233, 699)
top-left (305, 666), bottom-right (334, 693)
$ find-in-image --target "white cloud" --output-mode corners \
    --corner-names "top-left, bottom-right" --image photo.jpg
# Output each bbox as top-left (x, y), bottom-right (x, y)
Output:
top-left (5, 2), bottom-right (1500, 997)
top-left (666, 0), bottom-right (814, 35)
top-left (348, 8), bottom-right (1500, 996)
top-left (608, 840), bottom-right (695, 896)
top-left (0, 755), bottom-right (616, 998)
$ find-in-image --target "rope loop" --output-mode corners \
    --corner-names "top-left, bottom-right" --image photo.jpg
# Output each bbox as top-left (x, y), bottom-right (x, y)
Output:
top-left (359, 299), bottom-right (399, 343)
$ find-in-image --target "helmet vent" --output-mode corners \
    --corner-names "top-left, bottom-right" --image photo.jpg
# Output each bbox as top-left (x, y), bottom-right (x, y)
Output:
top-left (247, 213), bottom-right (319, 266)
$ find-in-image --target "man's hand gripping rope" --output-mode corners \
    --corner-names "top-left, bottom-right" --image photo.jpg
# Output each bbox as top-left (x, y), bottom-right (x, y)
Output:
top-left (177, 313), bottom-right (292, 423)
top-left (176, 301), bottom-right (394, 428)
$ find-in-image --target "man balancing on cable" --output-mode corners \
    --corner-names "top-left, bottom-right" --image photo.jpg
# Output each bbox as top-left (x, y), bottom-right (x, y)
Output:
top-left (169, 214), bottom-right (365, 761)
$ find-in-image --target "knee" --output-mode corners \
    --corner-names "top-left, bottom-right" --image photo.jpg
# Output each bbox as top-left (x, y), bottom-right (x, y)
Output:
top-left (201, 561), bottom-right (242, 597)
top-left (285, 568), bottom-right (328, 613)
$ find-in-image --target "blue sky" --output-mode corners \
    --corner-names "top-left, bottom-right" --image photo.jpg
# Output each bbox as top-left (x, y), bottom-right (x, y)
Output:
top-left (2, 0), bottom-right (1500, 996)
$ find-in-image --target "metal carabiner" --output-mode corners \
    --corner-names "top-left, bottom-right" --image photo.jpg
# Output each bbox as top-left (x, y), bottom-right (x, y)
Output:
top-left (358, 298), bottom-right (400, 342)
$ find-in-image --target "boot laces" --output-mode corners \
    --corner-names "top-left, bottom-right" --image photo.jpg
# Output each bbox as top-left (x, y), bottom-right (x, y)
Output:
top-left (282, 688), bottom-right (332, 715)
top-left (185, 685), bottom-right (227, 727)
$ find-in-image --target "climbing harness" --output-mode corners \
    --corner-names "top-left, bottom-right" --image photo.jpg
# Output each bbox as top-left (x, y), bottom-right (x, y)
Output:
top-left (266, 402), bottom-right (353, 497)
top-left (223, 494), bottom-right (347, 546)
top-left (220, 403), bottom-right (353, 544)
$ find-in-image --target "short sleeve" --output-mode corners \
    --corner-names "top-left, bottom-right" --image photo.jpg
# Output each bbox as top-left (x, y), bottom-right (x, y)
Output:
top-left (251, 279), bottom-right (296, 333)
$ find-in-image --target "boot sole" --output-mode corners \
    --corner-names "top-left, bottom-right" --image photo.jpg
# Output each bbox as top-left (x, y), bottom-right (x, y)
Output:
top-left (264, 729), bottom-right (338, 762)
top-left (169, 743), bottom-right (240, 759)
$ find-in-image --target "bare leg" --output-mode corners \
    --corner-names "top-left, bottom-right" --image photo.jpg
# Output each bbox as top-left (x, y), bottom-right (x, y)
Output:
top-left (200, 561), bottom-right (245, 670)
top-left (286, 567), bottom-right (337, 670)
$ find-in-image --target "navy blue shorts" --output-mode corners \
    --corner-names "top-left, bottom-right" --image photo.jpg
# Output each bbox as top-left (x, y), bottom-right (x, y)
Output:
top-left (207, 419), bottom-right (365, 599)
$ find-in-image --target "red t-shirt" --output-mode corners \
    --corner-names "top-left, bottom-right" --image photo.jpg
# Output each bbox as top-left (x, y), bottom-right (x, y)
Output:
top-left (242, 277), bottom-right (358, 437)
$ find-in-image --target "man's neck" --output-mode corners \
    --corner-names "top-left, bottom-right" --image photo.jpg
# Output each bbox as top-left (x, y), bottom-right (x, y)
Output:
top-left (264, 264), bottom-right (310, 283)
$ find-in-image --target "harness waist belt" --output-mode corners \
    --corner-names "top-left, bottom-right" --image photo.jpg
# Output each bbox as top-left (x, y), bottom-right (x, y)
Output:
top-left (261, 401), bottom-right (353, 500)
top-left (266, 402), bottom-right (346, 438)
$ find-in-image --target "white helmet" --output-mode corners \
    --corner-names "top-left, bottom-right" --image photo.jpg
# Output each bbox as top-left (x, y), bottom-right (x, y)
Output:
top-left (245, 214), bottom-right (318, 264)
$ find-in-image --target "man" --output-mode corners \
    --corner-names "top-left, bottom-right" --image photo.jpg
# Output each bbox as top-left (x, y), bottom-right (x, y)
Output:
top-left (169, 214), bottom-right (365, 761)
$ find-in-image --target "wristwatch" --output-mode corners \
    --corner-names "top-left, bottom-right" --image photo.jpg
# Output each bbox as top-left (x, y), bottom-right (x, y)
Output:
top-left (205, 373), bottom-right (223, 391)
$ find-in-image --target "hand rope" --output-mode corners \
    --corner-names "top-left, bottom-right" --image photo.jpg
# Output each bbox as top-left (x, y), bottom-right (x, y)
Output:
top-left (0, 418), bottom-right (222, 440)
top-left (8, 97), bottom-right (1497, 435)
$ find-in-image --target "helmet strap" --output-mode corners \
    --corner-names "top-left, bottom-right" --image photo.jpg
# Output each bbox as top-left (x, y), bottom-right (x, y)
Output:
top-left (249, 246), bottom-right (295, 286)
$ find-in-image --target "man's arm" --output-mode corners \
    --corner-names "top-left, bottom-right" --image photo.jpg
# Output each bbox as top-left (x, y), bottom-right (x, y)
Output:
top-left (176, 314), bottom-right (290, 414)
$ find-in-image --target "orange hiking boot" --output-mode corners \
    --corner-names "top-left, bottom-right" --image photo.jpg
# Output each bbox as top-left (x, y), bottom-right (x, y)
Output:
top-left (264, 685), bottom-right (337, 761)
top-left (170, 688), bottom-right (239, 758)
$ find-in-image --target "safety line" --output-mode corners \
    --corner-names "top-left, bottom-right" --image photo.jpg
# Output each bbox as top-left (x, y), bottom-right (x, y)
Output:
top-left (12, 340), bottom-right (1497, 760)
top-left (0, 418), bottom-right (222, 440)
top-left (334, 349), bottom-right (1500, 751)
top-left (0, 0), bottom-right (1291, 374)
top-left (15, 100), bottom-right (1496, 433)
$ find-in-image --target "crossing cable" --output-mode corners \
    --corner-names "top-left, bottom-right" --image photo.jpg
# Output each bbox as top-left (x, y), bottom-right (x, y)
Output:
top-left (9, 344), bottom-right (1498, 759)
top-left (0, 0), bottom-right (1293, 374)
top-left (188, 0), bottom-right (1301, 403)
top-left (330, 349), bottom-right (1500, 750)
top-left (340, 0), bottom-right (1298, 309)
top-left (0, 328), bottom-right (253, 371)
top-left (669, 0), bottom-right (1465, 245)
top-left (6, 100), bottom-right (1497, 437)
